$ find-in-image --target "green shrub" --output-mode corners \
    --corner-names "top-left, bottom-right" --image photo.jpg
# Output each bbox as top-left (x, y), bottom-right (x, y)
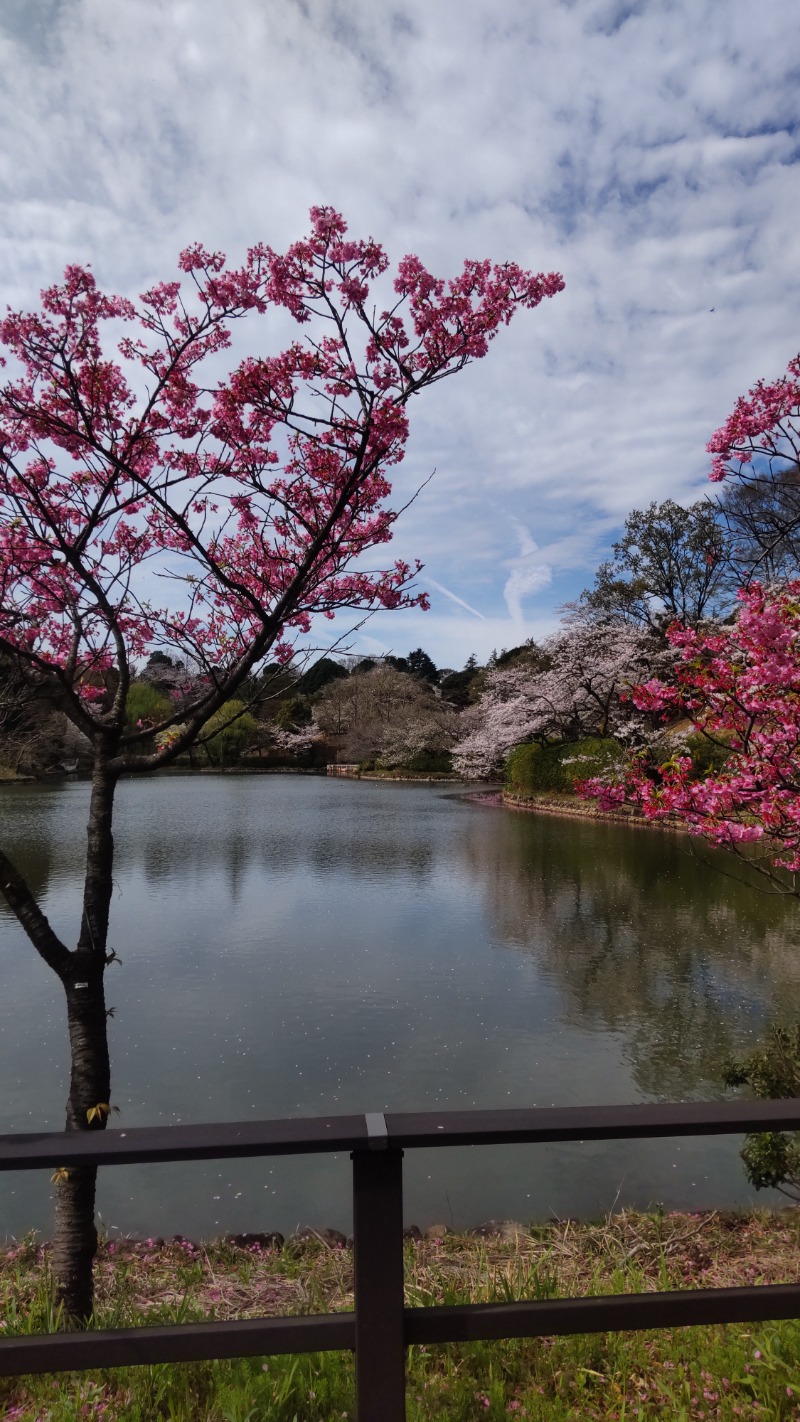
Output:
top-left (401, 749), bottom-right (453, 774)
top-left (506, 742), bottom-right (567, 794)
top-left (124, 681), bottom-right (172, 732)
top-left (724, 1024), bottom-right (800, 1199)
top-left (274, 694), bottom-right (312, 731)
top-left (201, 700), bottom-right (259, 765)
top-left (683, 729), bottom-right (732, 779)
top-left (505, 738), bottom-right (625, 796)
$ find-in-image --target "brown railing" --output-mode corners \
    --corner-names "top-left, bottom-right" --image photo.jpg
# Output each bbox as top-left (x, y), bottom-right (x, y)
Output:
top-left (3, 1099), bottom-right (800, 1420)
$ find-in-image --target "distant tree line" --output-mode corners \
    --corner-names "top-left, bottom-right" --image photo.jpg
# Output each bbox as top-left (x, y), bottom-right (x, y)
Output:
top-left (3, 473), bottom-right (799, 783)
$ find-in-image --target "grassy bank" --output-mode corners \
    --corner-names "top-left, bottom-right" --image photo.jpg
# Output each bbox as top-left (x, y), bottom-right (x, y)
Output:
top-left (3, 1208), bottom-right (800, 1419)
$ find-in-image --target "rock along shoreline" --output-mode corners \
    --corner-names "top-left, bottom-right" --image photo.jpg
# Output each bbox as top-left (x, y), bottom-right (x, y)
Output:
top-left (497, 789), bottom-right (689, 833)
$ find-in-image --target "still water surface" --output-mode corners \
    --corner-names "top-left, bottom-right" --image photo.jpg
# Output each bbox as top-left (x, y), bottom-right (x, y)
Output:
top-left (1, 773), bottom-right (800, 1241)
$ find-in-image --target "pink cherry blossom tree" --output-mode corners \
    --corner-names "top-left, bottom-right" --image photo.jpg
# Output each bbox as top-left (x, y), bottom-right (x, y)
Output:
top-left (708, 353), bottom-right (800, 491)
top-left (0, 207), bottom-right (563, 1318)
top-left (582, 580), bottom-right (800, 890)
top-left (709, 350), bottom-right (800, 582)
top-left (581, 353), bottom-right (800, 888)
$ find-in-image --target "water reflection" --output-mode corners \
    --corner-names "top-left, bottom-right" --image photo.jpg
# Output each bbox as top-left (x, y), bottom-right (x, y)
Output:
top-left (461, 807), bottom-right (800, 1098)
top-left (2, 776), bottom-right (799, 1238)
top-left (0, 784), bottom-right (72, 907)
top-left (120, 781), bottom-right (437, 887)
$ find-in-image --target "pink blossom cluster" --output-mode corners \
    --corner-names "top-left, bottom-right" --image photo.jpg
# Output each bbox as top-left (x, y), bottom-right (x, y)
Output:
top-left (0, 208), bottom-right (562, 768)
top-left (581, 581), bottom-right (800, 878)
top-left (707, 352), bottom-right (800, 483)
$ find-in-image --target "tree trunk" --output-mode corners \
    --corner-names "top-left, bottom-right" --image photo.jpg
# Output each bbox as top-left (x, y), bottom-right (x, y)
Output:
top-left (51, 957), bottom-right (111, 1322)
top-left (51, 747), bottom-right (118, 1324)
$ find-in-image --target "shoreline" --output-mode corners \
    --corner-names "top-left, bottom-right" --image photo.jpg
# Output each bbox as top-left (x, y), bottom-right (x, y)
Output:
top-left (498, 788), bottom-right (689, 833)
top-left (340, 772), bottom-right (459, 782)
top-left (9, 1201), bottom-right (796, 1269)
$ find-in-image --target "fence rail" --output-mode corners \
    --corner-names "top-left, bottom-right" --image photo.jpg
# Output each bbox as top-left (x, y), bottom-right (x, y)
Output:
top-left (3, 1098), bottom-right (800, 1421)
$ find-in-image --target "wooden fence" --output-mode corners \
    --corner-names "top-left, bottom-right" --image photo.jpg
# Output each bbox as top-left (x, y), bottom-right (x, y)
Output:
top-left (3, 1098), bottom-right (800, 1419)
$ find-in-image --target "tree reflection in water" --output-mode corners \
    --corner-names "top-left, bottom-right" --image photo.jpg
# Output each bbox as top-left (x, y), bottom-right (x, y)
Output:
top-left (4, 778), bottom-right (800, 1236)
top-left (458, 805), bottom-right (800, 1100)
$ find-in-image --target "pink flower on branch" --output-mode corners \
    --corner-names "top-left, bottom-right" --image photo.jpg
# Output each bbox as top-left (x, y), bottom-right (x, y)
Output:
top-left (580, 581), bottom-right (800, 888)
top-left (579, 346), bottom-right (800, 889)
top-left (707, 353), bottom-right (800, 484)
top-left (0, 207), bottom-right (563, 771)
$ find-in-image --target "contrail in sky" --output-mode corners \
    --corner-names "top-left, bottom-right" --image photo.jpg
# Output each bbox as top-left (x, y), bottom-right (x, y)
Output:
top-left (424, 577), bottom-right (486, 620)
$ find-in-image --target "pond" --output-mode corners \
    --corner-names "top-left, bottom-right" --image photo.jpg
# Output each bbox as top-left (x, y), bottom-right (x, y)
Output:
top-left (1, 773), bottom-right (799, 1243)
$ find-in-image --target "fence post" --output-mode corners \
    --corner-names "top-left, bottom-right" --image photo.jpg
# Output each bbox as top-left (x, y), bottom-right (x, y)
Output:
top-left (352, 1115), bottom-right (405, 1422)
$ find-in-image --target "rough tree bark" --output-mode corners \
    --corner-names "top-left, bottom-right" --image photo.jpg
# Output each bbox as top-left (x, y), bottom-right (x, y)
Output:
top-left (0, 742), bottom-right (117, 1323)
top-left (53, 746), bottom-right (117, 1320)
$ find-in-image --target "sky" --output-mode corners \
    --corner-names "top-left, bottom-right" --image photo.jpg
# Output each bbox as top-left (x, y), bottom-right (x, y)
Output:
top-left (2, 0), bottom-right (799, 671)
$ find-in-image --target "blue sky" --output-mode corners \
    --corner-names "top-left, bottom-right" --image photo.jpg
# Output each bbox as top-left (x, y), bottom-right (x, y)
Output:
top-left (2, 0), bottom-right (799, 669)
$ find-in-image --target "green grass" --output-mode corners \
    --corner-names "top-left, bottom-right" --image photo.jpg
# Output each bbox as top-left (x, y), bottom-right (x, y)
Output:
top-left (3, 1209), bottom-right (800, 1419)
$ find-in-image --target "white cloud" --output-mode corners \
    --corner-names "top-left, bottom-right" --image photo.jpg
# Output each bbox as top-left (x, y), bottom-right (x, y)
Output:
top-left (503, 523), bottom-right (553, 627)
top-left (1, 0), bottom-right (799, 664)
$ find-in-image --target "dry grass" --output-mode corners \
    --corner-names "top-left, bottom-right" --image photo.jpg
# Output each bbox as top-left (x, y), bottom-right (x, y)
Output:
top-left (5, 1206), bottom-right (800, 1323)
top-left (3, 1209), bottom-right (800, 1420)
